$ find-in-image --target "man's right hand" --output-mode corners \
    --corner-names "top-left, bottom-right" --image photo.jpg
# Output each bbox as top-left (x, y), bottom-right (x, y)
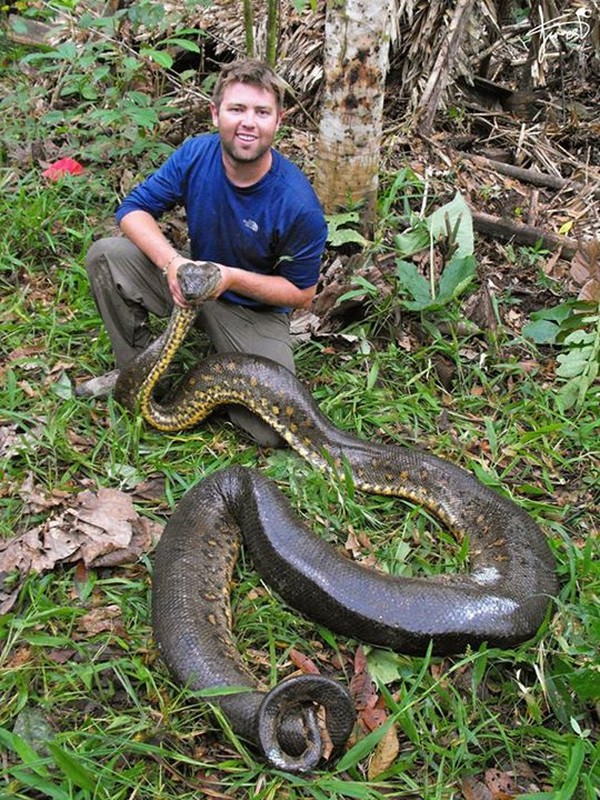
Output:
top-left (164, 254), bottom-right (194, 307)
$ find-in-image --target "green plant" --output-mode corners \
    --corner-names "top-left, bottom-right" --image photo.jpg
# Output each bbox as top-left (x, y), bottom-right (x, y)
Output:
top-left (1, 2), bottom-right (213, 169)
top-left (523, 299), bottom-right (600, 411)
top-left (505, 240), bottom-right (552, 268)
top-left (326, 210), bottom-right (371, 248)
top-left (394, 191), bottom-right (477, 312)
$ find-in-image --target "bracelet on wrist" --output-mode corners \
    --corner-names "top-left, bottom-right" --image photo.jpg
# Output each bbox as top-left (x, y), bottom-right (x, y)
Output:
top-left (161, 253), bottom-right (180, 275)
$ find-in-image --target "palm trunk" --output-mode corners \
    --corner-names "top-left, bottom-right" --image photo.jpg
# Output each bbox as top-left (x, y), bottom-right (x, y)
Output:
top-left (314, 0), bottom-right (394, 228)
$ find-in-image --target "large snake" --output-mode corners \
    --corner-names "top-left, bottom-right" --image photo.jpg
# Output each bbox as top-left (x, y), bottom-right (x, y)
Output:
top-left (115, 262), bottom-right (557, 773)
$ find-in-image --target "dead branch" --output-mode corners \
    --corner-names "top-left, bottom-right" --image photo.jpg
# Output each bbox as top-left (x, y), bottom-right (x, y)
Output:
top-left (471, 210), bottom-right (582, 259)
top-left (417, 0), bottom-right (476, 136)
top-left (461, 153), bottom-right (600, 198)
top-left (5, 14), bottom-right (55, 46)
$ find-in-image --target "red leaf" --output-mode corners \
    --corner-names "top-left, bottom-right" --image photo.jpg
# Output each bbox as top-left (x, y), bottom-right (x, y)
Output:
top-left (42, 158), bottom-right (85, 181)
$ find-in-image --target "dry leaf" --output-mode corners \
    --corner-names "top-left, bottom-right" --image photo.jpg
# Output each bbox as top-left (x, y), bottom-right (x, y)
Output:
top-left (77, 604), bottom-right (125, 636)
top-left (570, 243), bottom-right (600, 302)
top-left (485, 768), bottom-right (517, 799)
top-left (360, 705), bottom-right (388, 732)
top-left (46, 648), bottom-right (77, 664)
top-left (289, 648), bottom-right (320, 675)
top-left (131, 475), bottom-right (167, 501)
top-left (344, 528), bottom-right (362, 559)
top-left (461, 775), bottom-right (493, 800)
top-left (367, 723), bottom-right (400, 779)
top-left (350, 647), bottom-right (378, 711)
top-left (19, 472), bottom-right (70, 513)
top-left (6, 646), bottom-right (34, 669)
top-left (350, 646), bottom-right (388, 734)
top-left (0, 487), bottom-right (163, 613)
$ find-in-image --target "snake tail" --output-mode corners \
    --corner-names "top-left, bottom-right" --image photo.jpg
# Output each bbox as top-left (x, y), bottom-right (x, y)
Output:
top-left (151, 466), bottom-right (356, 772)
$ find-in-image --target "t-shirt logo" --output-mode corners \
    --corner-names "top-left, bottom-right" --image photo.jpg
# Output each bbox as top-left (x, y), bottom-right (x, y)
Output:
top-left (243, 218), bottom-right (259, 232)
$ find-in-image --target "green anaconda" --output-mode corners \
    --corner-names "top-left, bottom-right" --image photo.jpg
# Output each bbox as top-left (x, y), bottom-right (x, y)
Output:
top-left (115, 261), bottom-right (557, 774)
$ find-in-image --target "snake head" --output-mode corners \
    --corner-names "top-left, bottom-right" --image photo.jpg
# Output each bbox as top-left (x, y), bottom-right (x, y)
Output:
top-left (177, 261), bottom-right (222, 305)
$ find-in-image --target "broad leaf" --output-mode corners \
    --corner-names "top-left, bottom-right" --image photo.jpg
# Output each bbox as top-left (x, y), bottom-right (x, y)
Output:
top-left (437, 254), bottom-right (476, 303)
top-left (395, 259), bottom-right (431, 310)
top-left (140, 47), bottom-right (174, 69)
top-left (394, 227), bottom-right (429, 257)
top-left (428, 191), bottom-right (474, 257)
top-left (523, 319), bottom-right (560, 344)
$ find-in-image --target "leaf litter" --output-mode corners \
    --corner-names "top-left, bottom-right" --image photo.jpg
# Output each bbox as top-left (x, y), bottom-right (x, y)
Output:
top-left (0, 482), bottom-right (162, 614)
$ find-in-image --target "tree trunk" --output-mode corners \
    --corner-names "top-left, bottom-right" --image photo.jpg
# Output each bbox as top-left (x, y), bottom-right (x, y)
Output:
top-left (314, 0), bottom-right (395, 228)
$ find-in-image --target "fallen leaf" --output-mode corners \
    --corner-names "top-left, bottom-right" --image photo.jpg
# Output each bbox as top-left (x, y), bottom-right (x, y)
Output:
top-left (77, 604), bottom-right (125, 636)
top-left (360, 705), bottom-right (388, 731)
top-left (42, 157), bottom-right (85, 181)
top-left (5, 645), bottom-right (34, 669)
top-left (350, 647), bottom-right (378, 710)
top-left (485, 768), bottom-right (517, 799)
top-left (1, 421), bottom-right (47, 459)
top-left (0, 487), bottom-right (163, 613)
top-left (17, 380), bottom-right (37, 398)
top-left (367, 722), bottom-right (400, 779)
top-left (461, 775), bottom-right (493, 800)
top-left (19, 472), bottom-right (70, 513)
top-left (464, 284), bottom-right (498, 331)
top-left (46, 648), bottom-right (77, 664)
top-left (570, 242), bottom-right (600, 302)
top-left (350, 646), bottom-right (388, 734)
top-left (289, 648), bottom-right (320, 675)
top-left (131, 475), bottom-right (167, 501)
top-left (73, 561), bottom-right (92, 600)
top-left (344, 529), bottom-right (363, 559)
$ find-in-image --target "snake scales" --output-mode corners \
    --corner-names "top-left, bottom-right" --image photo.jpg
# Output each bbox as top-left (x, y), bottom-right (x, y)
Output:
top-left (115, 262), bottom-right (557, 773)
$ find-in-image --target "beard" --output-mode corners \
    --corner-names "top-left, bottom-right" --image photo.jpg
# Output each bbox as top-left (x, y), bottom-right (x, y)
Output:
top-left (221, 136), bottom-right (272, 165)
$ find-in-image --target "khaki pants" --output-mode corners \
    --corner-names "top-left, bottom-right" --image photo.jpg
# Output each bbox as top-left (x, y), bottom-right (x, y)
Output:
top-left (86, 237), bottom-right (293, 447)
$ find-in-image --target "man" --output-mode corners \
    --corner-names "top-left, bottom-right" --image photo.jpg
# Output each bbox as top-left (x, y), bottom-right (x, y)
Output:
top-left (77, 59), bottom-right (328, 447)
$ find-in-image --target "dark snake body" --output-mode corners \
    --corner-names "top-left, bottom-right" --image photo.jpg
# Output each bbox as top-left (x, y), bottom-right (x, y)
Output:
top-left (115, 262), bottom-right (557, 773)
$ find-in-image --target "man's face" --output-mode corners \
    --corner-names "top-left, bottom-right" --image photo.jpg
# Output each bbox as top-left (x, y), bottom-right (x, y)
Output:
top-left (211, 82), bottom-right (282, 165)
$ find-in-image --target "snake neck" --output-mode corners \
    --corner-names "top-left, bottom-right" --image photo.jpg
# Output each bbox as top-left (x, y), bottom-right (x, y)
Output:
top-left (137, 306), bottom-right (198, 414)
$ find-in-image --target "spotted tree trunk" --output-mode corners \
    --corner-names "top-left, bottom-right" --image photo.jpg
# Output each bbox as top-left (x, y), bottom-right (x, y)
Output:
top-left (314, 0), bottom-right (394, 226)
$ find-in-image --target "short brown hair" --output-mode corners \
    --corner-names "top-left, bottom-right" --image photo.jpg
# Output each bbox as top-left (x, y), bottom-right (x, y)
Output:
top-left (212, 59), bottom-right (285, 110)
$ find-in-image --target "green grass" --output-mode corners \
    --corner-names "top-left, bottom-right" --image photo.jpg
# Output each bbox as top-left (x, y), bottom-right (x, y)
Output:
top-left (1, 57), bottom-right (598, 800)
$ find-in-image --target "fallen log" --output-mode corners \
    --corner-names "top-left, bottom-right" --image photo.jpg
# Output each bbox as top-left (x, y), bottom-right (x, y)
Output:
top-left (461, 153), bottom-right (600, 199)
top-left (463, 154), bottom-right (566, 191)
top-left (471, 210), bottom-right (581, 258)
top-left (5, 14), bottom-right (55, 46)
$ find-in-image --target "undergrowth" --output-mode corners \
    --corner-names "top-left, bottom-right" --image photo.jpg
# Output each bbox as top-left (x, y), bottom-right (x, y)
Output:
top-left (1, 7), bottom-right (598, 799)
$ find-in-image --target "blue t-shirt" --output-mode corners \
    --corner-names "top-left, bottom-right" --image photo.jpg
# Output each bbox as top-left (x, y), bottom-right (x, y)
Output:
top-left (116, 133), bottom-right (327, 311)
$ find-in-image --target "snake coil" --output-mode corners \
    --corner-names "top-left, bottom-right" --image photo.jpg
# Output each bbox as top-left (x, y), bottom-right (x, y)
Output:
top-left (115, 262), bottom-right (557, 773)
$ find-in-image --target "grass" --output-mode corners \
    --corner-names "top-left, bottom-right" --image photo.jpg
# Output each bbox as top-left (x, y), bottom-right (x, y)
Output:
top-left (1, 63), bottom-right (599, 800)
